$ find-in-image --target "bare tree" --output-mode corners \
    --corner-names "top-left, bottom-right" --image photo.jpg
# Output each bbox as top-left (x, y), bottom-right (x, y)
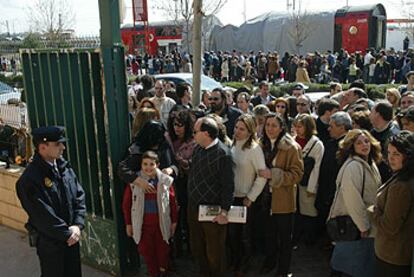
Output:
top-left (288, 8), bottom-right (315, 54)
top-left (153, 0), bottom-right (227, 53)
top-left (26, 0), bottom-right (76, 40)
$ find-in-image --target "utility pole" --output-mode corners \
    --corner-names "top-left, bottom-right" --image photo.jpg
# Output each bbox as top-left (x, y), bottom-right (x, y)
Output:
top-left (243, 0), bottom-right (247, 23)
top-left (6, 20), bottom-right (10, 36)
top-left (192, 0), bottom-right (202, 107)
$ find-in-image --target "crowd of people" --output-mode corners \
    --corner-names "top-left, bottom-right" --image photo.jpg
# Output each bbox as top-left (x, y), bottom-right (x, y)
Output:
top-left (119, 69), bottom-right (414, 277)
top-left (126, 47), bottom-right (414, 85)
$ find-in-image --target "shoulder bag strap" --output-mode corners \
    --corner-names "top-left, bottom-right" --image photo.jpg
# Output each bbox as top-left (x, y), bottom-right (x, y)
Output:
top-left (328, 159), bottom-right (365, 218)
top-left (304, 140), bottom-right (318, 158)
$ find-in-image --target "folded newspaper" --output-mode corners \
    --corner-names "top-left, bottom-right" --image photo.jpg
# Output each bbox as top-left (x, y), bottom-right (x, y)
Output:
top-left (198, 205), bottom-right (247, 223)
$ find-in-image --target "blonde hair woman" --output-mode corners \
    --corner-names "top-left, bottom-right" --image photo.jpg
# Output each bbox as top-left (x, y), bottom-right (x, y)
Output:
top-left (385, 88), bottom-right (401, 114)
top-left (228, 114), bottom-right (267, 274)
top-left (328, 129), bottom-right (382, 277)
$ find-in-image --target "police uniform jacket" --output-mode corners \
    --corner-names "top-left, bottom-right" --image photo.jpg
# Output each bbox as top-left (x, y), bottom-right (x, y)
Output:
top-left (16, 152), bottom-right (86, 243)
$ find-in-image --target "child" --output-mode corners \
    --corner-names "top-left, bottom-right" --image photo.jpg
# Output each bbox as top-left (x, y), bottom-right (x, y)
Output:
top-left (122, 151), bottom-right (178, 277)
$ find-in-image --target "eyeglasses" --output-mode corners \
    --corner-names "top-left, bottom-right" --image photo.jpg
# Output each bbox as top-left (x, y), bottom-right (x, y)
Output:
top-left (296, 103), bottom-right (308, 106)
top-left (208, 97), bottom-right (220, 101)
top-left (276, 105), bottom-right (286, 109)
top-left (173, 122), bottom-right (184, 128)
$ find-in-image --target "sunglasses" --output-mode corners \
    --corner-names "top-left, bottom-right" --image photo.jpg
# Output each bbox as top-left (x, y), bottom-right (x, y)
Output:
top-left (296, 103), bottom-right (308, 106)
top-left (208, 97), bottom-right (220, 101)
top-left (276, 105), bottom-right (286, 109)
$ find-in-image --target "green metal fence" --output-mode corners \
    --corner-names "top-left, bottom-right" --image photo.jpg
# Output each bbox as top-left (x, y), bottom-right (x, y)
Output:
top-left (20, 47), bottom-right (130, 275)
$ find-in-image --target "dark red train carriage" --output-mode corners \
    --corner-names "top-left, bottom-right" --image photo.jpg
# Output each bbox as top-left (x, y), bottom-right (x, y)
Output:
top-left (334, 4), bottom-right (387, 53)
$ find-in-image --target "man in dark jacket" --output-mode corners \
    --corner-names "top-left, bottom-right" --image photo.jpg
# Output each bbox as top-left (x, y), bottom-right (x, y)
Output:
top-left (208, 88), bottom-right (243, 138)
top-left (315, 112), bottom-right (352, 229)
top-left (16, 126), bottom-right (86, 277)
top-left (187, 117), bottom-right (234, 277)
top-left (370, 101), bottom-right (400, 181)
top-left (250, 81), bottom-right (276, 107)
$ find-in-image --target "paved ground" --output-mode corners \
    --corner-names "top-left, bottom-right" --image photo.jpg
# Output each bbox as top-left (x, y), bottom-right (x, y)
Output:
top-left (0, 225), bottom-right (111, 277)
top-left (0, 224), bottom-right (332, 276)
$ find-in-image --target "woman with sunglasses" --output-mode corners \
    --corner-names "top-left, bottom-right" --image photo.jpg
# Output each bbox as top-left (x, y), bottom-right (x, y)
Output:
top-left (269, 98), bottom-right (293, 133)
top-left (166, 109), bottom-right (196, 256)
top-left (257, 113), bottom-right (304, 276)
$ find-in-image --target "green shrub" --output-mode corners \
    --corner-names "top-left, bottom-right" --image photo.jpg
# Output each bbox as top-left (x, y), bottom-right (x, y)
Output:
top-left (0, 74), bottom-right (24, 88)
top-left (224, 81), bottom-right (397, 100)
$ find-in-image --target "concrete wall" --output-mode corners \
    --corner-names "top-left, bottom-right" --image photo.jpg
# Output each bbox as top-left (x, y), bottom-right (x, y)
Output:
top-left (0, 166), bottom-right (27, 232)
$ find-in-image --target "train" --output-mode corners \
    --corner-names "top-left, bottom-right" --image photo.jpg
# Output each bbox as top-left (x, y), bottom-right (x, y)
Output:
top-left (121, 3), bottom-right (387, 55)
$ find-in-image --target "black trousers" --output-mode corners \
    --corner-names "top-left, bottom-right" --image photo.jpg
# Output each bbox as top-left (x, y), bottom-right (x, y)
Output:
top-left (228, 197), bottom-right (253, 271)
top-left (376, 256), bottom-right (411, 277)
top-left (37, 236), bottom-right (81, 277)
top-left (264, 213), bottom-right (294, 275)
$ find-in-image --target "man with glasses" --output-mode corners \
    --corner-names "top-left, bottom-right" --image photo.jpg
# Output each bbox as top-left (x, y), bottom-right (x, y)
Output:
top-left (208, 88), bottom-right (242, 138)
top-left (296, 95), bottom-right (312, 115)
top-left (250, 81), bottom-right (275, 107)
top-left (187, 117), bottom-right (234, 277)
top-left (149, 80), bottom-right (176, 126)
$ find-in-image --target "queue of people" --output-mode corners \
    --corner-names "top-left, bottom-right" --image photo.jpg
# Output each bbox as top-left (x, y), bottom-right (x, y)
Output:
top-left (119, 72), bottom-right (414, 277)
top-left (14, 71), bottom-right (414, 277)
top-left (127, 47), bottom-right (414, 86)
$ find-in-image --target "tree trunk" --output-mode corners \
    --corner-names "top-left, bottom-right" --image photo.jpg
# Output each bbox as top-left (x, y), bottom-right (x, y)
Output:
top-left (192, 0), bottom-right (202, 107)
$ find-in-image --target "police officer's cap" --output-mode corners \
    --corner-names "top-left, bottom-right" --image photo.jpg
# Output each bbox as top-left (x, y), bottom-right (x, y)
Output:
top-left (32, 126), bottom-right (67, 143)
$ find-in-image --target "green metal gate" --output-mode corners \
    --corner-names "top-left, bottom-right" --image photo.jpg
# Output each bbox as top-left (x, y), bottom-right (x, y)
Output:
top-left (20, 47), bottom-right (130, 275)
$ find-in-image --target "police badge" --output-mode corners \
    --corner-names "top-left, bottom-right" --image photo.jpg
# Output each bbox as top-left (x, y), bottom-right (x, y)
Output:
top-left (44, 177), bottom-right (53, 188)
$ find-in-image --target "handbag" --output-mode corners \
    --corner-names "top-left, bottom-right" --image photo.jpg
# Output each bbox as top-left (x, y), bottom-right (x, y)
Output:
top-left (299, 141), bottom-right (317, 187)
top-left (326, 160), bottom-right (365, 242)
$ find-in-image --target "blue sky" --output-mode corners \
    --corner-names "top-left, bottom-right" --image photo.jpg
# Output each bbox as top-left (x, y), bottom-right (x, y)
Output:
top-left (0, 0), bottom-right (405, 35)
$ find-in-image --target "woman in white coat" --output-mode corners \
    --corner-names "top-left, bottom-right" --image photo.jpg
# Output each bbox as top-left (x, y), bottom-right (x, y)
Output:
top-left (328, 129), bottom-right (382, 277)
top-left (292, 114), bottom-right (324, 246)
top-left (228, 114), bottom-right (267, 275)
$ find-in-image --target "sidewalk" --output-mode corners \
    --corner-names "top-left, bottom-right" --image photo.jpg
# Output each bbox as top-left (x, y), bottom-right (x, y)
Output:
top-left (0, 223), bottom-right (332, 277)
top-left (0, 225), bottom-right (111, 277)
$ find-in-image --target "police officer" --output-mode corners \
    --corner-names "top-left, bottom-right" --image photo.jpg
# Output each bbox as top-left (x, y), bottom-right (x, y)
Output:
top-left (16, 126), bottom-right (86, 277)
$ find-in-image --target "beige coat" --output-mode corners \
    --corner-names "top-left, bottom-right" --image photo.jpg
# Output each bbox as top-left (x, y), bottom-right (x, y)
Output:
top-left (295, 67), bottom-right (311, 83)
top-left (372, 175), bottom-right (414, 266)
top-left (269, 135), bottom-right (304, 214)
top-left (328, 156), bottom-right (381, 237)
top-left (298, 135), bottom-right (324, 217)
